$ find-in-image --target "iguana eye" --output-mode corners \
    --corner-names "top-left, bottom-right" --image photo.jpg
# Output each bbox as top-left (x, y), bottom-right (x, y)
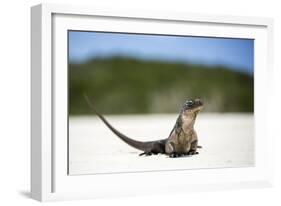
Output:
top-left (187, 100), bottom-right (193, 105)
top-left (184, 100), bottom-right (194, 108)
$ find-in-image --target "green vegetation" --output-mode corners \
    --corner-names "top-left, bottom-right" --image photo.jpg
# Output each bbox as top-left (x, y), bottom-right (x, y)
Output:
top-left (69, 57), bottom-right (253, 115)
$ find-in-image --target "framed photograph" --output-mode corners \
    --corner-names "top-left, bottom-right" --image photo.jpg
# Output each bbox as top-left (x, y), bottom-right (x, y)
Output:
top-left (31, 3), bottom-right (274, 201)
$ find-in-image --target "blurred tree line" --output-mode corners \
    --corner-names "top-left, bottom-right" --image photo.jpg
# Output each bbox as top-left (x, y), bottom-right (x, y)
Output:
top-left (69, 57), bottom-right (253, 115)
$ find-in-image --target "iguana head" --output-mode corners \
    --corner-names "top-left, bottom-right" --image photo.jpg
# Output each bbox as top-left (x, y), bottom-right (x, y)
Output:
top-left (182, 99), bottom-right (203, 113)
top-left (180, 99), bottom-right (203, 129)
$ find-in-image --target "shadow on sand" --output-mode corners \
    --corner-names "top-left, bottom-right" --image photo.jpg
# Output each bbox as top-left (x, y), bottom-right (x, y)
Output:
top-left (18, 190), bottom-right (31, 198)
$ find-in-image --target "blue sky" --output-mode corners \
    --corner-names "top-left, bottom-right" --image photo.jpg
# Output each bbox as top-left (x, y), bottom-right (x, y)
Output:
top-left (68, 31), bottom-right (254, 74)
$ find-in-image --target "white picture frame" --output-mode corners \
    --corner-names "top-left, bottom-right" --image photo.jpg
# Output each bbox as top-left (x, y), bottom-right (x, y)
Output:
top-left (31, 3), bottom-right (274, 202)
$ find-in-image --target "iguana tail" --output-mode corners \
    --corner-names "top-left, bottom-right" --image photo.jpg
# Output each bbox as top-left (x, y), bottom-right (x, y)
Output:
top-left (84, 94), bottom-right (158, 152)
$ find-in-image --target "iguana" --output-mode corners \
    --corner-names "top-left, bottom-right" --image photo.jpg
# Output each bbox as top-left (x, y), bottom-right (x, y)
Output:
top-left (84, 95), bottom-right (203, 158)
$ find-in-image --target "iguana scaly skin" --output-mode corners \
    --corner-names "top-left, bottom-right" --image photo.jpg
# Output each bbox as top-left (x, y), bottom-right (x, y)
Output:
top-left (84, 95), bottom-right (203, 158)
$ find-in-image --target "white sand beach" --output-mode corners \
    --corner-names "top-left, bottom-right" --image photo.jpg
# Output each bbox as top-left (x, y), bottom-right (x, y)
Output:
top-left (69, 113), bottom-right (254, 175)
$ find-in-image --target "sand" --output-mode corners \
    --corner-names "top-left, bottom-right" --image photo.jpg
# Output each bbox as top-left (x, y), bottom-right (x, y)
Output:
top-left (69, 113), bottom-right (254, 175)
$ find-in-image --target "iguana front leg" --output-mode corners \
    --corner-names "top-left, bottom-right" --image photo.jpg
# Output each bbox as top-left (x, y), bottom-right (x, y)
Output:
top-left (188, 140), bottom-right (199, 155)
top-left (165, 142), bottom-right (184, 158)
top-left (166, 142), bottom-right (192, 158)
